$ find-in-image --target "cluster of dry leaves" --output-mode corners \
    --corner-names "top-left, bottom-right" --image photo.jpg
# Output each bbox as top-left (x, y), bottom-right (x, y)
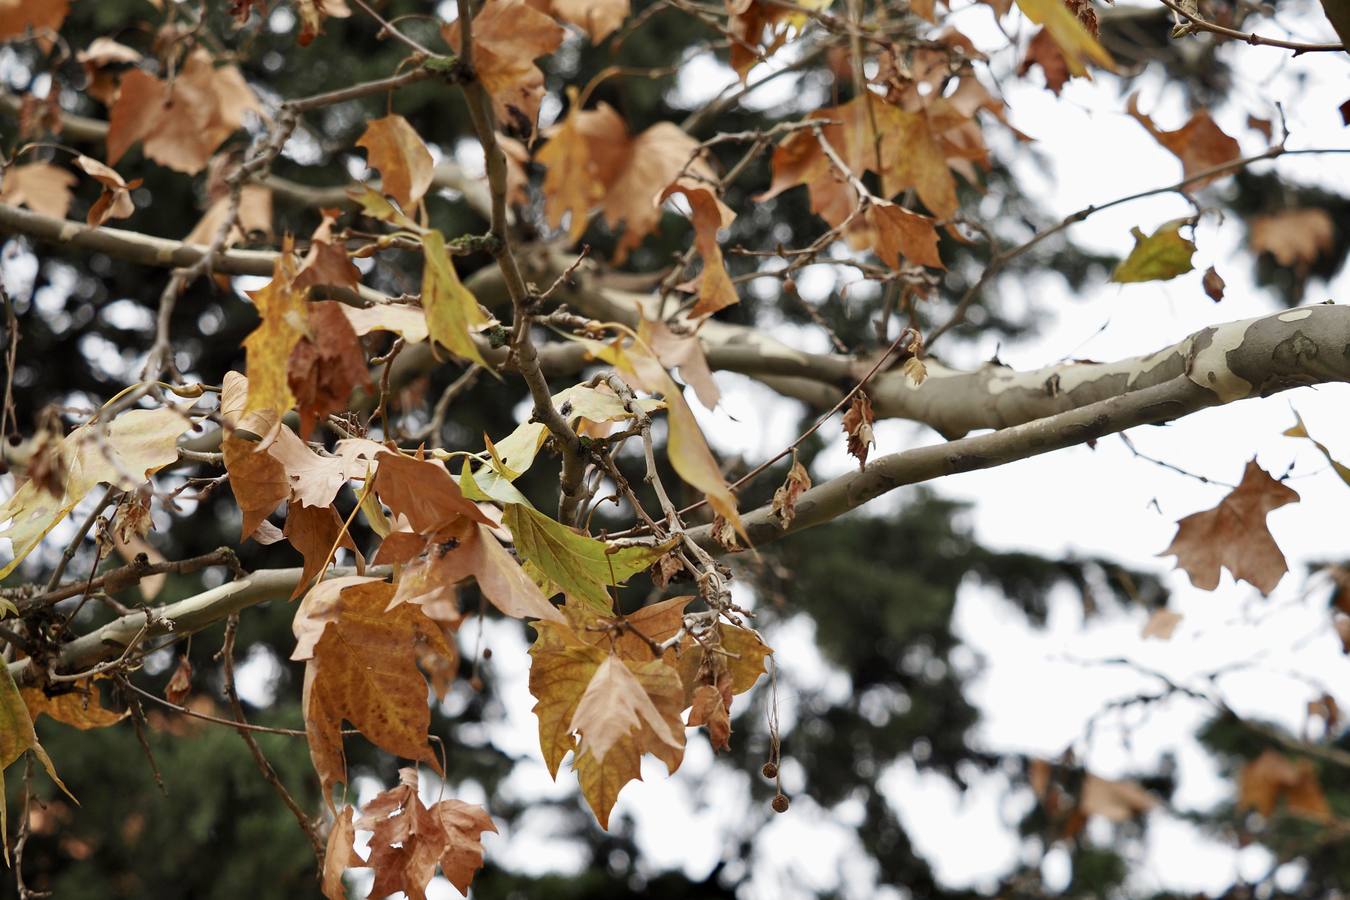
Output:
top-left (1, 0), bottom-right (1347, 894)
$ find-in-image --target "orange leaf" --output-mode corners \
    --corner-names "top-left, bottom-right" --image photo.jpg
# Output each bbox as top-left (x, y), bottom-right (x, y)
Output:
top-left (1238, 750), bottom-right (1332, 822)
top-left (444, 0), bottom-right (564, 138)
top-left (1127, 93), bottom-right (1241, 191)
top-left (1161, 460), bottom-right (1299, 595)
top-left (371, 451), bottom-right (493, 538)
top-left (660, 180), bottom-right (739, 318)
top-left (287, 301), bottom-right (373, 438)
top-left (22, 681), bottom-right (126, 730)
top-left (283, 501), bottom-right (362, 599)
top-left (851, 201), bottom-right (943, 269)
top-left (357, 114), bottom-right (434, 211)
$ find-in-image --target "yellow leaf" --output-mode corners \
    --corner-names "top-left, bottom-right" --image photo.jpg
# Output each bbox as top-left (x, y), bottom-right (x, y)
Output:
top-left (243, 245), bottom-right (308, 419)
top-left (0, 408), bottom-right (191, 582)
top-left (1015, 0), bottom-right (1114, 77)
top-left (0, 661), bottom-right (74, 863)
top-left (22, 680), bottom-right (127, 730)
top-left (421, 230), bottom-right (491, 368)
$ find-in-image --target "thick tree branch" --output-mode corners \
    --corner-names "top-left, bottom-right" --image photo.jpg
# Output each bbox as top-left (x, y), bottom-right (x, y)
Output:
top-left (689, 304), bottom-right (1350, 548)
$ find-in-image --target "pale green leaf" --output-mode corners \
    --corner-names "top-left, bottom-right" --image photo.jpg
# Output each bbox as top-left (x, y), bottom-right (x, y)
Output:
top-left (1111, 221), bottom-right (1196, 283)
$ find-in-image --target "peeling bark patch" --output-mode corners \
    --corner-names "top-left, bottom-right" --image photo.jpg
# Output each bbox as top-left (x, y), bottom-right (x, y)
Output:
top-left (1278, 310), bottom-right (1312, 322)
top-left (1186, 324), bottom-right (1252, 402)
top-left (1272, 331), bottom-right (1318, 371)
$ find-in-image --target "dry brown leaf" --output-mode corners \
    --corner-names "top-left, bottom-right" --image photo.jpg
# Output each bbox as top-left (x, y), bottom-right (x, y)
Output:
top-left (769, 458), bottom-right (811, 530)
top-left (660, 179), bottom-right (738, 318)
top-left (297, 580), bottom-right (450, 794)
top-left (357, 115), bottom-right (434, 211)
top-left (106, 50), bottom-right (260, 174)
top-left (73, 155), bottom-right (138, 226)
top-left (1018, 28), bottom-right (1071, 95)
top-left (1126, 94), bottom-right (1241, 191)
top-left (321, 806), bottom-right (363, 900)
top-left (851, 200), bottom-right (944, 270)
top-left (183, 184), bottom-right (273, 248)
top-left (297, 0), bottom-right (351, 45)
top-left (1248, 209), bottom-right (1335, 269)
top-left (287, 301), bottom-right (372, 439)
top-left (1238, 750), bottom-right (1332, 822)
top-left (842, 391), bottom-right (876, 470)
top-left (1161, 460), bottom-right (1299, 595)
top-left (1202, 266), bottom-right (1225, 302)
top-left (0, 0), bottom-right (69, 42)
top-left (687, 682), bottom-right (732, 751)
top-left (372, 451), bottom-right (493, 538)
top-left (444, 0), bottom-right (564, 138)
top-left (641, 318), bottom-right (720, 410)
top-left (605, 123), bottom-right (708, 262)
top-left (283, 501), bottom-right (361, 599)
top-left (164, 655), bottom-right (193, 706)
top-left (355, 768), bottom-right (496, 898)
top-left (0, 162), bottom-right (76, 219)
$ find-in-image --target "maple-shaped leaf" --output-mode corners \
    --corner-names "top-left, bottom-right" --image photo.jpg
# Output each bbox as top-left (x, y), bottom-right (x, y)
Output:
top-left (1111, 220), bottom-right (1196, 283)
top-left (851, 200), bottom-right (944, 270)
top-left (1238, 750), bottom-right (1332, 822)
top-left (0, 662), bottom-right (72, 862)
top-left (1014, 0), bottom-right (1114, 80)
top-left (266, 427), bottom-right (385, 510)
top-left (21, 679), bottom-right (127, 730)
top-left (283, 501), bottom-right (362, 599)
top-left (353, 768), bottom-right (496, 898)
top-left (1283, 410), bottom-right (1350, 487)
top-left (287, 300), bottom-right (373, 438)
top-left (421, 230), bottom-right (491, 368)
top-left (563, 595), bottom-right (694, 662)
top-left (537, 98), bottom-right (610, 242)
top-left (1126, 94), bottom-right (1241, 191)
top-left (106, 49), bottom-right (261, 174)
top-left (0, 407), bottom-right (191, 580)
top-left (357, 114), bottom-right (434, 211)
top-left (388, 518), bottom-right (565, 623)
top-left (504, 503), bottom-right (674, 613)
top-left (605, 123), bottom-right (709, 262)
top-left (842, 391), bottom-right (875, 469)
top-left (1161, 460), bottom-right (1299, 595)
top-left (1248, 208), bottom-right (1335, 269)
top-left (770, 457), bottom-right (812, 530)
top-left (0, 162), bottom-right (76, 219)
top-left (294, 579), bottom-right (450, 795)
top-left (528, 621), bottom-right (686, 827)
top-left (660, 180), bottom-right (738, 318)
top-left (244, 243), bottom-right (308, 420)
top-left (443, 0), bottom-right (565, 138)
top-left (372, 451), bottom-right (493, 538)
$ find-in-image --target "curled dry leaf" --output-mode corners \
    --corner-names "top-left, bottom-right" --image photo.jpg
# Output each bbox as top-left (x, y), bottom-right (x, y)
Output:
top-left (296, 0), bottom-right (351, 46)
top-left (73, 155), bottom-right (139, 226)
top-left (1161, 460), bottom-right (1299, 595)
top-left (297, 580), bottom-right (451, 794)
top-left (769, 458), bottom-right (811, 530)
top-left (842, 391), bottom-right (876, 470)
top-left (354, 767), bottom-right (496, 898)
top-left (164, 656), bottom-right (193, 706)
top-left (1126, 94), bottom-right (1241, 191)
top-left (660, 179), bottom-right (738, 318)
